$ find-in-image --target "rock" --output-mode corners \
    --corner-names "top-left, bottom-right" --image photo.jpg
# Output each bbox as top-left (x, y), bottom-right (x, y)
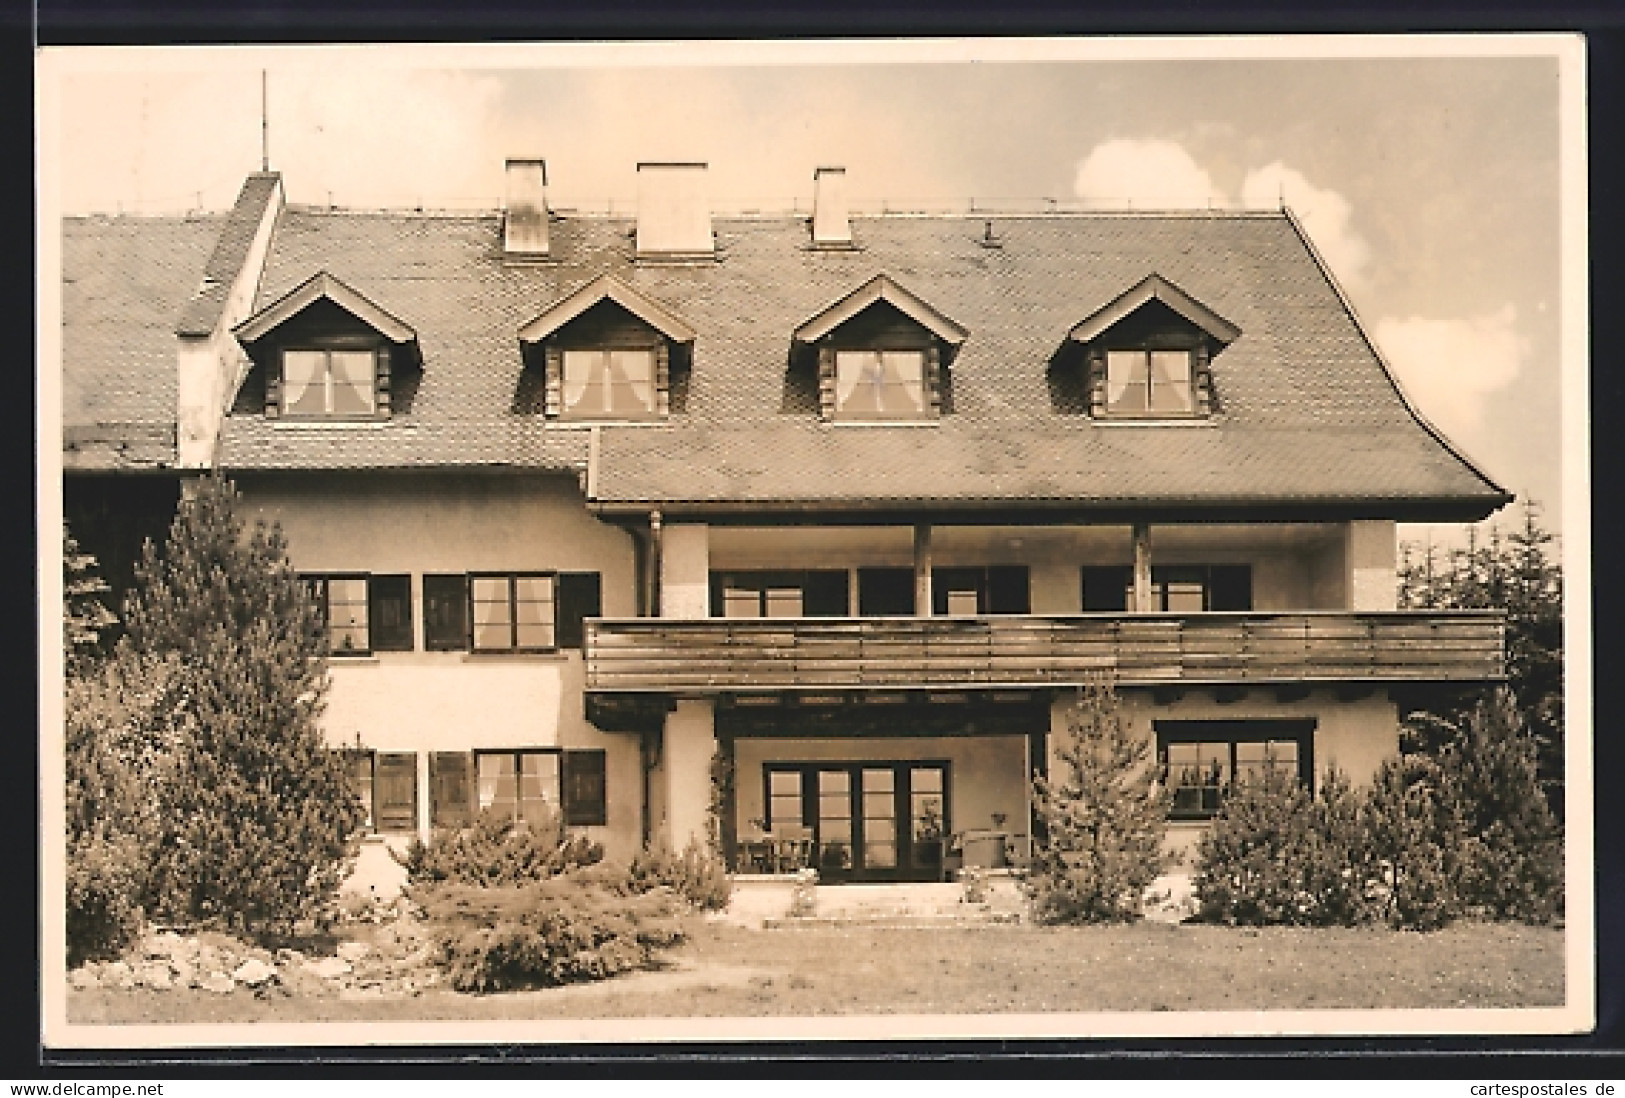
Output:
top-left (67, 967), bottom-right (98, 990)
top-left (170, 959), bottom-right (196, 988)
top-left (275, 948), bottom-right (307, 967)
top-left (305, 956), bottom-right (351, 980)
top-left (103, 961), bottom-right (135, 989)
top-left (233, 958), bottom-right (277, 987)
top-left (200, 971), bottom-right (235, 994)
top-left (336, 941), bottom-right (371, 963)
top-left (134, 963), bottom-right (173, 990)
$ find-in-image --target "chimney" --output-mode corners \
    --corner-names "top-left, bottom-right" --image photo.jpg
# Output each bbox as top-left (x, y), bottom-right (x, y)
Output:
top-left (635, 162), bottom-right (712, 257)
top-left (504, 158), bottom-right (549, 257)
top-left (811, 166), bottom-right (851, 246)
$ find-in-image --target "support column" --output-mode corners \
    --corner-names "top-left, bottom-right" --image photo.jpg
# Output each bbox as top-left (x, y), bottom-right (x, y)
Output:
top-left (416, 750), bottom-right (432, 845)
top-left (661, 699), bottom-right (718, 851)
top-left (1345, 520), bottom-right (1397, 610)
top-left (660, 521), bottom-right (710, 619)
top-left (1132, 522), bottom-right (1153, 612)
top-left (913, 522), bottom-right (933, 616)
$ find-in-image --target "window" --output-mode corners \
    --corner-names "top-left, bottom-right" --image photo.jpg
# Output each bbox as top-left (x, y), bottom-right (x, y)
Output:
top-left (709, 571), bottom-right (849, 618)
top-left (374, 751), bottom-right (418, 832)
top-left (562, 349), bottom-right (655, 418)
top-left (282, 349), bottom-right (376, 417)
top-left (931, 566), bottom-right (1031, 616)
top-left (1080, 564), bottom-right (1252, 612)
top-left (1105, 349), bottom-right (1194, 416)
top-left (473, 748), bottom-right (607, 828)
top-left (302, 574), bottom-right (412, 654)
top-left (834, 350), bottom-right (926, 419)
top-left (1156, 721), bottom-right (1314, 820)
top-left (858, 568), bottom-right (915, 616)
top-left (471, 573), bottom-right (555, 652)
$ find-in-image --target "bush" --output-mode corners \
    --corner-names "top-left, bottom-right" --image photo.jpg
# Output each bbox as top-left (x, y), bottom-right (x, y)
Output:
top-left (628, 837), bottom-right (733, 911)
top-left (403, 808), bottom-right (603, 886)
top-left (1026, 681), bottom-right (1170, 924)
top-left (1194, 761), bottom-right (1369, 927)
top-left (415, 877), bottom-right (686, 992)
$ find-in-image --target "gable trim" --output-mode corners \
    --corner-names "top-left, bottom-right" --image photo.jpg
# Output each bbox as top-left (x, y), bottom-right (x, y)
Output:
top-left (1067, 273), bottom-right (1241, 347)
top-left (518, 273), bottom-right (697, 345)
top-left (792, 274), bottom-right (969, 347)
top-left (233, 271), bottom-right (417, 345)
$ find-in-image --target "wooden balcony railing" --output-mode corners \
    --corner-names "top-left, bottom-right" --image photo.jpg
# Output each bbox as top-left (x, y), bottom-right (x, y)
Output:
top-left (583, 611), bottom-right (1505, 695)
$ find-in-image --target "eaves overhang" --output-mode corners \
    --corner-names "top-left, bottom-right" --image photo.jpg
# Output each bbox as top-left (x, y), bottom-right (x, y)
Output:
top-left (1068, 272), bottom-right (1241, 347)
top-left (233, 270), bottom-right (417, 346)
top-left (517, 273), bottom-right (697, 345)
top-left (792, 273), bottom-right (969, 347)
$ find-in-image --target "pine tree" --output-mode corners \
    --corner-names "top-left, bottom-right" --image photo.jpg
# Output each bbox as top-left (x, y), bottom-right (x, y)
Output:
top-left (122, 474), bottom-right (365, 936)
top-left (63, 522), bottom-right (116, 670)
top-left (1026, 679), bottom-right (1170, 923)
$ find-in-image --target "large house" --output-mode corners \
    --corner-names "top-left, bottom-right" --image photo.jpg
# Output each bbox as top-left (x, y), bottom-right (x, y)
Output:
top-left (60, 161), bottom-right (1510, 882)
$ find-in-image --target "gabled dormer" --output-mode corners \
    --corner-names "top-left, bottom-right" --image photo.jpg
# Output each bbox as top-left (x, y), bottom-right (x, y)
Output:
top-left (792, 275), bottom-right (968, 423)
top-left (518, 274), bottom-right (696, 422)
top-left (234, 272), bottom-right (419, 421)
top-left (1066, 273), bottom-right (1240, 420)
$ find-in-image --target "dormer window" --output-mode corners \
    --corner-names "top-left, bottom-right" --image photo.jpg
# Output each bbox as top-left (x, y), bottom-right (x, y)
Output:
top-left (562, 349), bottom-right (656, 418)
top-left (792, 275), bottom-right (968, 424)
top-left (1066, 274), bottom-right (1240, 422)
top-left (834, 350), bottom-right (927, 419)
top-left (283, 349), bottom-right (378, 417)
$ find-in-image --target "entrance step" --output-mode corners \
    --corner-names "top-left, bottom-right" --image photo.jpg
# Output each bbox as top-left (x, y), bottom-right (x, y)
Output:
top-left (762, 881), bottom-right (1024, 928)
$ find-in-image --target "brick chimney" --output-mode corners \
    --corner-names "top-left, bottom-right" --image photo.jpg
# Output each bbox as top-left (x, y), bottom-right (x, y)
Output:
top-left (635, 162), bottom-right (713, 258)
top-left (504, 158), bottom-right (549, 257)
top-left (811, 166), bottom-right (851, 246)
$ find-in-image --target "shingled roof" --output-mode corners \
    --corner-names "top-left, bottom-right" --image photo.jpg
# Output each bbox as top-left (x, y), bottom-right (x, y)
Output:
top-left (69, 195), bottom-right (1507, 519)
top-left (61, 212), bottom-right (224, 470)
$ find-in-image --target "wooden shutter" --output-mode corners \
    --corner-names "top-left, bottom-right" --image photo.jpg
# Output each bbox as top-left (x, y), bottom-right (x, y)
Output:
top-left (1082, 565), bottom-right (1133, 612)
top-left (430, 751), bottom-right (474, 829)
top-left (422, 574), bottom-right (468, 651)
top-left (555, 572), bottom-right (603, 651)
top-left (375, 752), bottom-right (418, 832)
top-left (802, 570), bottom-right (851, 617)
top-left (987, 566), bottom-right (1031, 615)
top-left (858, 567), bottom-right (915, 616)
top-left (369, 574), bottom-right (414, 651)
top-left (1208, 565), bottom-right (1253, 611)
top-left (562, 750), bottom-right (608, 827)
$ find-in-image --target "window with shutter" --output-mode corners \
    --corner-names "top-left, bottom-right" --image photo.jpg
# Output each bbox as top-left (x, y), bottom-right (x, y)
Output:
top-left (563, 750), bottom-right (608, 827)
top-left (375, 752), bottom-right (418, 832)
top-left (430, 751), bottom-right (474, 829)
top-left (423, 574), bottom-right (469, 651)
top-left (555, 572), bottom-right (603, 651)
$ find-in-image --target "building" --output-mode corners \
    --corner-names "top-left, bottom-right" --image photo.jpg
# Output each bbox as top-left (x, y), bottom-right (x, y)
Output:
top-left (60, 161), bottom-right (1510, 882)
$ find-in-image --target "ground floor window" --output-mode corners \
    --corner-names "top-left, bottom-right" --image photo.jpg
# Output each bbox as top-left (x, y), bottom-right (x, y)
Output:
top-left (1155, 719), bottom-right (1314, 820)
top-left (762, 760), bottom-right (950, 880)
top-left (424, 748), bottom-right (609, 830)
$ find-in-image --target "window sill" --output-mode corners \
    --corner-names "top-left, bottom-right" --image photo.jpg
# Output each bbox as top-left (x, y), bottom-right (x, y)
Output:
top-left (272, 419), bottom-right (394, 430)
top-left (824, 419), bottom-right (940, 428)
top-left (329, 655), bottom-right (381, 664)
top-left (547, 419), bottom-right (667, 428)
top-left (459, 651), bottom-right (572, 663)
top-left (1090, 417), bottom-right (1215, 427)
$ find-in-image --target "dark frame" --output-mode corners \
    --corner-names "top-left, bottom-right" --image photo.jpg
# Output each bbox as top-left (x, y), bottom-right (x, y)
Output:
top-left (277, 340), bottom-right (384, 420)
top-left (1154, 718), bottom-right (1316, 821)
top-left (301, 571), bottom-right (375, 656)
top-left (467, 571), bottom-right (558, 653)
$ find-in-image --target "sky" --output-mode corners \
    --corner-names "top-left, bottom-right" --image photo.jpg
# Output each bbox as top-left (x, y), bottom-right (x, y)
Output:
top-left (41, 39), bottom-right (1581, 538)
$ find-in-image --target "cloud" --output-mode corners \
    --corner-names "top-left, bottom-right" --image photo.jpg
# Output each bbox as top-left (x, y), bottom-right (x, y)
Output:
top-left (1241, 162), bottom-right (1370, 288)
top-left (1373, 306), bottom-right (1527, 440)
top-left (1072, 139), bottom-right (1220, 209)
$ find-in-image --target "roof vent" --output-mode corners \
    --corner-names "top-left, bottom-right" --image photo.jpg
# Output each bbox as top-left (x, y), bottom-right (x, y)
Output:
top-left (504, 158), bottom-right (549, 257)
top-left (811, 166), bottom-right (851, 246)
top-left (635, 162), bottom-right (713, 258)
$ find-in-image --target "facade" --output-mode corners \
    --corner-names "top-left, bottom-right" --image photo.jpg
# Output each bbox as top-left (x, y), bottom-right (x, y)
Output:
top-left (61, 161), bottom-right (1510, 881)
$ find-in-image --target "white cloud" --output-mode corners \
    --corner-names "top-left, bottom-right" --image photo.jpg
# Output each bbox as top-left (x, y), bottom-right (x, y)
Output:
top-left (1241, 162), bottom-right (1370, 288)
top-left (1373, 305), bottom-right (1527, 440)
top-left (1072, 139), bottom-right (1219, 209)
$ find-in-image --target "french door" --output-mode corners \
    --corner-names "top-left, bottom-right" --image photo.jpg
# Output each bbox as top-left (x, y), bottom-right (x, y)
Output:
top-left (765, 761), bottom-right (950, 882)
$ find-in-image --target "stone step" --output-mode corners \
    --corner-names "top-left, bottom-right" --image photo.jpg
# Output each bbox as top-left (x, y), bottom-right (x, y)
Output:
top-left (764, 910), bottom-right (1022, 930)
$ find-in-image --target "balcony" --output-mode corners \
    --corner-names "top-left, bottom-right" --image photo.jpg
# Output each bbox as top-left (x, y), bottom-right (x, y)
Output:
top-left (583, 611), bottom-right (1505, 697)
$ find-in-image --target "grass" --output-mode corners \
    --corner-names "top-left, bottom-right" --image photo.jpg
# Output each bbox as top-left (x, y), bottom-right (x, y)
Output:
top-left (67, 919), bottom-right (1564, 1024)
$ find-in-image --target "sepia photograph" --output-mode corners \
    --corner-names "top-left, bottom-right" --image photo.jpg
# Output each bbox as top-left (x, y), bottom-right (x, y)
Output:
top-left (36, 35), bottom-right (1591, 1048)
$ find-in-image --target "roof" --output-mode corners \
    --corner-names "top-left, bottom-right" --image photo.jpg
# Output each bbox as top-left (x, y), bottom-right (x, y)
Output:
top-left (517, 273), bottom-right (697, 344)
top-left (61, 212), bottom-right (225, 470)
top-left (175, 173), bottom-right (281, 338)
top-left (235, 270), bottom-right (418, 345)
top-left (792, 273), bottom-right (969, 347)
top-left (1069, 272), bottom-right (1241, 347)
top-left (63, 196), bottom-right (1510, 518)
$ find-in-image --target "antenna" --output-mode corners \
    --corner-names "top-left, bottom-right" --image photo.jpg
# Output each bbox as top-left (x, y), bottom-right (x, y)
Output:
top-left (260, 70), bottom-right (269, 172)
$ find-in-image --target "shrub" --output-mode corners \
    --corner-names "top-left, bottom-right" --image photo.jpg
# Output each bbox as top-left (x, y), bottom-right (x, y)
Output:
top-left (1026, 680), bottom-right (1170, 924)
top-left (1194, 761), bottom-right (1368, 927)
top-left (1359, 755), bottom-right (1459, 931)
top-left (403, 807), bottom-right (603, 886)
top-left (628, 837), bottom-right (732, 911)
top-left (415, 877), bottom-right (686, 992)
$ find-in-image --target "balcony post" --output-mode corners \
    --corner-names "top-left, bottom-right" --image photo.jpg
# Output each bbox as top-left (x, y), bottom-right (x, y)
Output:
top-left (914, 522), bottom-right (933, 616)
top-left (1132, 522), bottom-right (1152, 612)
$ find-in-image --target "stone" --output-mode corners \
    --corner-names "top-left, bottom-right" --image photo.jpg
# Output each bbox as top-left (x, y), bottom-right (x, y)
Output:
top-left (305, 956), bottom-right (352, 980)
top-left (336, 941), bottom-right (371, 963)
top-left (200, 971), bottom-right (235, 994)
top-left (103, 961), bottom-right (135, 989)
top-left (232, 958), bottom-right (277, 987)
top-left (67, 967), bottom-right (98, 990)
top-left (134, 963), bottom-right (173, 990)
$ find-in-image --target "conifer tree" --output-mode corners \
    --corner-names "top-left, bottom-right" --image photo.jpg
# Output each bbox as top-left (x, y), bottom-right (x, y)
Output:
top-left (63, 522), bottom-right (116, 670)
top-left (123, 474), bottom-right (364, 935)
top-left (1026, 679), bottom-right (1170, 923)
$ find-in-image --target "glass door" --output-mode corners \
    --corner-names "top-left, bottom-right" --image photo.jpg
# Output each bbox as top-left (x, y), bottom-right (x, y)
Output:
top-left (816, 769), bottom-right (854, 878)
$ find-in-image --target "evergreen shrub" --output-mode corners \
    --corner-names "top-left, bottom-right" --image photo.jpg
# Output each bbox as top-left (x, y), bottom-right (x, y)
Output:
top-left (627, 837), bottom-right (733, 911)
top-left (404, 808), bottom-right (603, 887)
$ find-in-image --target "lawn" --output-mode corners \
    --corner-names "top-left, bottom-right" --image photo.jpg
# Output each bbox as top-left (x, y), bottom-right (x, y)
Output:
top-left (67, 919), bottom-right (1563, 1024)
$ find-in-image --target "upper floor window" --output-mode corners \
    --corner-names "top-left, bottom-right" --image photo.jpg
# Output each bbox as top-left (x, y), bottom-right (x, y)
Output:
top-left (834, 350), bottom-right (927, 420)
top-left (424, 571), bottom-right (601, 653)
top-left (302, 573), bottom-right (412, 655)
top-left (710, 570), bottom-right (850, 618)
top-left (282, 349), bottom-right (377, 417)
top-left (561, 348), bottom-right (657, 419)
top-left (1105, 349), bottom-right (1194, 416)
top-left (471, 573), bottom-right (556, 652)
top-left (1081, 564), bottom-right (1252, 613)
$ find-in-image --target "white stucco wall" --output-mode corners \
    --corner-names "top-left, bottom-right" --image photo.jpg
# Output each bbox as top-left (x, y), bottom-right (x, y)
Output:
top-left (1346, 519), bottom-right (1398, 611)
top-left (660, 522), bottom-right (711, 618)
